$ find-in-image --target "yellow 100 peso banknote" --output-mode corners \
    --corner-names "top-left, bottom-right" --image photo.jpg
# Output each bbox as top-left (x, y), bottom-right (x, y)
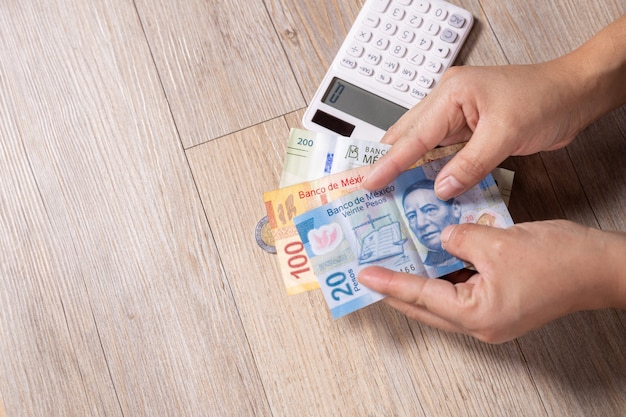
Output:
top-left (264, 143), bottom-right (465, 295)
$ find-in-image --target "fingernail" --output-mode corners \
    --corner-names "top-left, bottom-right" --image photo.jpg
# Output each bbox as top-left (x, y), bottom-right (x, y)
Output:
top-left (435, 175), bottom-right (463, 200)
top-left (440, 225), bottom-right (455, 248)
top-left (357, 272), bottom-right (372, 288)
top-left (357, 266), bottom-right (381, 287)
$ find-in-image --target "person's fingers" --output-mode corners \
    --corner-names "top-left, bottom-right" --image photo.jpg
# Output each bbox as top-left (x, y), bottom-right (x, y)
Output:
top-left (358, 266), bottom-right (479, 322)
top-left (440, 223), bottom-right (507, 268)
top-left (433, 122), bottom-right (516, 200)
top-left (438, 125), bottom-right (474, 146)
top-left (381, 297), bottom-right (469, 335)
top-left (378, 95), bottom-right (436, 145)
top-left (359, 266), bottom-right (447, 303)
top-left (364, 96), bottom-right (468, 191)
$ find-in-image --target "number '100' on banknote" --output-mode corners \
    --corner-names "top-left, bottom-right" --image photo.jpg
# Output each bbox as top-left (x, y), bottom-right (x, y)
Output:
top-left (293, 154), bottom-right (514, 319)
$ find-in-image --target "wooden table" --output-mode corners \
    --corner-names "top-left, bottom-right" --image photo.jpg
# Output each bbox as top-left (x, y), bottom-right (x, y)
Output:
top-left (1, 1), bottom-right (625, 416)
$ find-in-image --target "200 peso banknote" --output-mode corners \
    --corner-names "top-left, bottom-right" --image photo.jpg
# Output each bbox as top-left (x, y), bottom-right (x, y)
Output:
top-left (293, 154), bottom-right (514, 319)
top-left (264, 144), bottom-right (465, 295)
top-left (279, 128), bottom-right (514, 204)
top-left (279, 128), bottom-right (392, 187)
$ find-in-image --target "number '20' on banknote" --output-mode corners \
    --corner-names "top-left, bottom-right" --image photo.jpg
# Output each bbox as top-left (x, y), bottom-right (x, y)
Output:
top-left (293, 154), bottom-right (514, 319)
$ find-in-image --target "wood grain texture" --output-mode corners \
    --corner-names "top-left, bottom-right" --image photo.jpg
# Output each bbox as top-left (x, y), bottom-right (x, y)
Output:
top-left (1, 0), bottom-right (625, 416)
top-left (134, 0), bottom-right (305, 147)
top-left (266, 0), bottom-right (364, 103)
top-left (0, 1), bottom-right (268, 416)
top-left (480, 0), bottom-right (624, 63)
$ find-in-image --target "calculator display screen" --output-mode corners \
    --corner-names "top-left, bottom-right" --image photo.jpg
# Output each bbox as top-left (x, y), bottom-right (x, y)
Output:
top-left (321, 77), bottom-right (408, 131)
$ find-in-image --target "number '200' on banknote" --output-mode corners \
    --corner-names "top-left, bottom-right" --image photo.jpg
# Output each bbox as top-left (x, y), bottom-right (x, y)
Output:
top-left (293, 154), bottom-right (514, 319)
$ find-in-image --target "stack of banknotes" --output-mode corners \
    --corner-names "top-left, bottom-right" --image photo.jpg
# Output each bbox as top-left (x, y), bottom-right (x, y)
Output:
top-left (263, 128), bottom-right (514, 319)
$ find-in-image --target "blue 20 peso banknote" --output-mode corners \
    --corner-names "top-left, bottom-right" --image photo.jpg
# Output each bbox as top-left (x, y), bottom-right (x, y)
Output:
top-left (293, 154), bottom-right (514, 319)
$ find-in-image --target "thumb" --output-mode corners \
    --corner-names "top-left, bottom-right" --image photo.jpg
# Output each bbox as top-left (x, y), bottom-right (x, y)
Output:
top-left (434, 125), bottom-right (513, 200)
top-left (440, 223), bottom-right (501, 265)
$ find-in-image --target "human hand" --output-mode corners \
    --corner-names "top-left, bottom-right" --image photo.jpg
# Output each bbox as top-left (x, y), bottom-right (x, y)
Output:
top-left (366, 12), bottom-right (626, 199)
top-left (358, 220), bottom-right (626, 343)
top-left (364, 62), bottom-right (587, 200)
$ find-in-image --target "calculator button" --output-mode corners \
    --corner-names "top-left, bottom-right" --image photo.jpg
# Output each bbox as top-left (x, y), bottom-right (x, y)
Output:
top-left (440, 28), bottom-right (458, 43)
top-left (425, 60), bottom-right (442, 73)
top-left (413, 1), bottom-right (430, 13)
top-left (393, 81), bottom-right (410, 92)
top-left (347, 43), bottom-right (365, 57)
top-left (381, 20), bottom-right (398, 35)
top-left (363, 13), bottom-right (381, 28)
top-left (449, 14), bottom-right (467, 28)
top-left (423, 20), bottom-right (440, 35)
top-left (388, 7), bottom-right (406, 21)
top-left (433, 44), bottom-right (450, 58)
top-left (406, 13), bottom-right (423, 28)
top-left (376, 73), bottom-right (392, 84)
top-left (358, 65), bottom-right (375, 77)
top-left (410, 87), bottom-right (428, 100)
top-left (365, 51), bottom-right (383, 65)
top-left (432, 7), bottom-right (448, 21)
top-left (373, 36), bottom-right (390, 50)
top-left (415, 35), bottom-right (432, 50)
top-left (390, 43), bottom-right (407, 58)
top-left (382, 59), bottom-right (400, 72)
top-left (396, 0), bottom-right (412, 5)
top-left (407, 50), bottom-right (425, 66)
top-left (355, 28), bottom-right (373, 43)
top-left (399, 66), bottom-right (417, 81)
top-left (341, 57), bottom-right (358, 69)
top-left (417, 74), bottom-right (434, 88)
top-left (371, 0), bottom-right (391, 13)
top-left (397, 28), bottom-right (415, 43)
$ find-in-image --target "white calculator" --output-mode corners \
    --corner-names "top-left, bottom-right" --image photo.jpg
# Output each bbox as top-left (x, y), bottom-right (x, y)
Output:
top-left (302, 0), bottom-right (473, 142)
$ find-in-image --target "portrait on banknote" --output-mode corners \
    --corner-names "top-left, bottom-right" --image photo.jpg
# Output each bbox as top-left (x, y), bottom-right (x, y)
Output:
top-left (400, 178), bottom-right (464, 276)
